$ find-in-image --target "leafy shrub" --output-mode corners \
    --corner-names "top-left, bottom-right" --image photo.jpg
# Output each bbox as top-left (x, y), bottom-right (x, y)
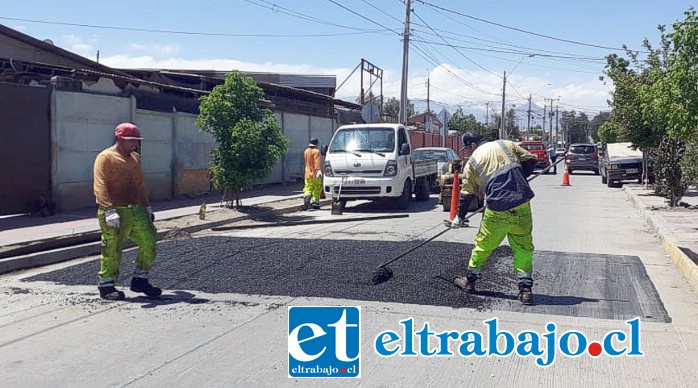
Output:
top-left (654, 136), bottom-right (687, 206)
top-left (681, 140), bottom-right (698, 190)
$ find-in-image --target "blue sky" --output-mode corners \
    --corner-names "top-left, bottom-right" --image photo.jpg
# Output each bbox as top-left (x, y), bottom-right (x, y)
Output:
top-left (2, 0), bottom-right (694, 122)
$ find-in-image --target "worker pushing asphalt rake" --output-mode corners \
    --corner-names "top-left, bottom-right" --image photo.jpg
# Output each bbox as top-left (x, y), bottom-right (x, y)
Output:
top-left (370, 156), bottom-right (564, 286)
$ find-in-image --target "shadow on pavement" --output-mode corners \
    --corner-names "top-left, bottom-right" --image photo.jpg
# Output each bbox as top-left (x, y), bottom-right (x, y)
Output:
top-left (126, 290), bottom-right (210, 309)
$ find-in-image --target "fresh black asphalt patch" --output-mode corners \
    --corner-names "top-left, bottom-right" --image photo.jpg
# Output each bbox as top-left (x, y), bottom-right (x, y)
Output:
top-left (23, 236), bottom-right (670, 323)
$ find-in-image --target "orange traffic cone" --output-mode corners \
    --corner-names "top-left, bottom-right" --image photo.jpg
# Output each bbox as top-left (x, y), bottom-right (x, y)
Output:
top-left (449, 169), bottom-right (460, 221)
top-left (561, 163), bottom-right (571, 186)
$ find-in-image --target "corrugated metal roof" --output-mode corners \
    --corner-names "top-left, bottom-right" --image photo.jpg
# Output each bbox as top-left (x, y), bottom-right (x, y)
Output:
top-left (278, 74), bottom-right (336, 88)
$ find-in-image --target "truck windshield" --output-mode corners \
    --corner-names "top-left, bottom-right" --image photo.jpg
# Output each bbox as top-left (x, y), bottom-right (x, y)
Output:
top-left (329, 127), bottom-right (395, 154)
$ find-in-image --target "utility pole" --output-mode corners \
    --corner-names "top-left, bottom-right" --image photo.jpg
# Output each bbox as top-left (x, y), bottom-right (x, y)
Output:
top-left (485, 102), bottom-right (490, 127)
top-left (426, 77), bottom-right (430, 114)
top-left (555, 102), bottom-right (560, 147)
top-left (500, 71), bottom-right (506, 140)
top-left (549, 98), bottom-right (554, 146)
top-left (399, 0), bottom-right (411, 125)
top-left (526, 94), bottom-right (532, 132)
top-left (542, 103), bottom-right (547, 143)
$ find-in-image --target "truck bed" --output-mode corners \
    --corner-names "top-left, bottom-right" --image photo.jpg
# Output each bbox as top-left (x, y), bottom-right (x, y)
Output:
top-left (413, 159), bottom-right (438, 178)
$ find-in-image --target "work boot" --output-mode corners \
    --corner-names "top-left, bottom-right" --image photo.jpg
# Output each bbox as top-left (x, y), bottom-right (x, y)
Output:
top-left (311, 202), bottom-right (320, 210)
top-left (99, 286), bottom-right (125, 301)
top-left (130, 277), bottom-right (162, 297)
top-left (518, 288), bottom-right (534, 306)
top-left (453, 276), bottom-right (476, 292)
top-left (302, 196), bottom-right (311, 211)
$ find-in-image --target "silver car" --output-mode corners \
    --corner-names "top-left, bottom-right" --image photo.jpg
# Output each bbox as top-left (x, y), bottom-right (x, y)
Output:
top-left (413, 147), bottom-right (460, 176)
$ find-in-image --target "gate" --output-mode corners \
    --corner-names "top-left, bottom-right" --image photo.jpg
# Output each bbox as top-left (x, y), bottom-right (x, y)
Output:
top-left (0, 82), bottom-right (51, 215)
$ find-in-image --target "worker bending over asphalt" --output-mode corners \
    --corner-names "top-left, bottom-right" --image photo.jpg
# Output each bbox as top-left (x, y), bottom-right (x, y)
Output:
top-left (451, 132), bottom-right (538, 305)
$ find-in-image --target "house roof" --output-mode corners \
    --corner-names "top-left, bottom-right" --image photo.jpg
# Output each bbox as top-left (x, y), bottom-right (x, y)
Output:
top-left (0, 23), bottom-right (131, 77)
top-left (0, 23), bottom-right (360, 111)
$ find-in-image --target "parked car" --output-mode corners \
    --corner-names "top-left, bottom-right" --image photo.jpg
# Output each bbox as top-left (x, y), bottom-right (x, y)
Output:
top-left (555, 148), bottom-right (566, 158)
top-left (413, 147), bottom-right (460, 191)
top-left (599, 142), bottom-right (654, 187)
top-left (518, 141), bottom-right (555, 174)
top-left (565, 143), bottom-right (599, 174)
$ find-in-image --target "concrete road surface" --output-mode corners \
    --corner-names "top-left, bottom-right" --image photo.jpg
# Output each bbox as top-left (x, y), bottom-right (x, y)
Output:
top-left (2, 172), bottom-right (698, 387)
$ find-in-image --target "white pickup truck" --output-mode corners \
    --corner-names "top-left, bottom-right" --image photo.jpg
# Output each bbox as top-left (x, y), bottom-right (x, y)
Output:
top-left (322, 123), bottom-right (439, 209)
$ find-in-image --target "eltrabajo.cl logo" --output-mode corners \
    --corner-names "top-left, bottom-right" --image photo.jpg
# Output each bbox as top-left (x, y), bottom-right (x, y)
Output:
top-left (288, 306), bottom-right (361, 378)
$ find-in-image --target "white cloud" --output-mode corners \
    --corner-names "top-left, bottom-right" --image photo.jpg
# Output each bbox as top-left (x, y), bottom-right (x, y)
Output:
top-left (127, 43), bottom-right (181, 57)
top-left (97, 53), bottom-right (610, 115)
top-left (61, 34), bottom-right (97, 57)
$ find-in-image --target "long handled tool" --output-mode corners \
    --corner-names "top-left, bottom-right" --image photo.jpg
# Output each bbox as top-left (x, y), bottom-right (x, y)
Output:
top-left (371, 207), bottom-right (484, 284)
top-left (331, 176), bottom-right (346, 215)
top-left (370, 157), bottom-right (564, 285)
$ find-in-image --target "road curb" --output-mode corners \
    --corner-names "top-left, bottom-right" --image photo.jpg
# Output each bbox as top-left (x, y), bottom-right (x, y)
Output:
top-left (623, 187), bottom-right (698, 292)
top-left (0, 198), bottom-right (332, 275)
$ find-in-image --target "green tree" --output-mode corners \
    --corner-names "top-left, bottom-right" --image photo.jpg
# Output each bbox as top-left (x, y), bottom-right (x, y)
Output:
top-left (602, 26), bottom-right (670, 188)
top-left (559, 111), bottom-right (590, 144)
top-left (589, 111), bottom-right (611, 141)
top-left (447, 107), bottom-right (483, 134)
top-left (654, 136), bottom-right (687, 206)
top-left (197, 71), bottom-right (289, 207)
top-left (681, 140), bottom-right (698, 189)
top-left (664, 7), bottom-right (698, 141)
top-left (382, 97), bottom-right (414, 120)
top-left (597, 121), bottom-right (625, 144)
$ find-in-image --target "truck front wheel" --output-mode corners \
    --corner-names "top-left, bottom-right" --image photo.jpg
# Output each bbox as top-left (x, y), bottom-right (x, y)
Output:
top-left (415, 177), bottom-right (430, 201)
top-left (396, 180), bottom-right (412, 209)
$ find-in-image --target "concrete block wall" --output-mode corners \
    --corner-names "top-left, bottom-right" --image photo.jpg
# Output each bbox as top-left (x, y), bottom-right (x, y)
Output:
top-left (51, 91), bottom-right (131, 211)
top-left (50, 89), bottom-right (337, 210)
top-left (173, 113), bottom-right (216, 196)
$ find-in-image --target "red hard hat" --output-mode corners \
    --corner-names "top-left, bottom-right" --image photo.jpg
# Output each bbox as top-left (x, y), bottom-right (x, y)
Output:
top-left (114, 123), bottom-right (143, 140)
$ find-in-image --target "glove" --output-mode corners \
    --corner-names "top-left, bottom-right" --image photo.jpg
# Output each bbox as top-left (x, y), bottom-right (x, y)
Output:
top-left (146, 206), bottom-right (155, 222)
top-left (105, 208), bottom-right (120, 229)
top-left (316, 171), bottom-right (323, 179)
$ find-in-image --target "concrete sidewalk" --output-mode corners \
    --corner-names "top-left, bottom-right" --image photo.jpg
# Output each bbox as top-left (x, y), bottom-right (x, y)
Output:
top-left (0, 183), bottom-right (308, 247)
top-left (624, 185), bottom-right (698, 292)
top-left (0, 183), bottom-right (336, 273)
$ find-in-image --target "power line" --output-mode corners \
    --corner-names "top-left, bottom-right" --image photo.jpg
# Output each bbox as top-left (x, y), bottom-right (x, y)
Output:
top-left (358, 0), bottom-right (403, 24)
top-left (410, 21), bottom-right (607, 61)
top-left (411, 8), bottom-right (500, 77)
top-left (240, 0), bottom-right (392, 32)
top-left (324, 0), bottom-right (401, 35)
top-left (409, 39), bottom-right (498, 96)
top-left (0, 16), bottom-right (387, 37)
top-left (409, 37), bottom-right (606, 61)
top-left (416, 0), bottom-right (648, 54)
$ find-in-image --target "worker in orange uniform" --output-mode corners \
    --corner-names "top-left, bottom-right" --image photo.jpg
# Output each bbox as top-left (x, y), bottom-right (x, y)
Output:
top-left (302, 137), bottom-right (323, 210)
top-left (93, 122), bottom-right (161, 300)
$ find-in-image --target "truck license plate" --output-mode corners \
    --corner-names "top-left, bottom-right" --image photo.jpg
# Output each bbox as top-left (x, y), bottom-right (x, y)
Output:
top-left (626, 169), bottom-right (639, 174)
top-left (346, 179), bottom-right (365, 185)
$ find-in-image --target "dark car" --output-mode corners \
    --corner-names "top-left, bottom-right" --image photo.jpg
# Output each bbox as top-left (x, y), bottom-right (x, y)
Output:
top-left (565, 143), bottom-right (599, 174)
top-left (599, 142), bottom-right (654, 187)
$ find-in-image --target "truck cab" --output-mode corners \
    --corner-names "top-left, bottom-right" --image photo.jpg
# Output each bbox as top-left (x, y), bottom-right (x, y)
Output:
top-left (322, 123), bottom-right (438, 210)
